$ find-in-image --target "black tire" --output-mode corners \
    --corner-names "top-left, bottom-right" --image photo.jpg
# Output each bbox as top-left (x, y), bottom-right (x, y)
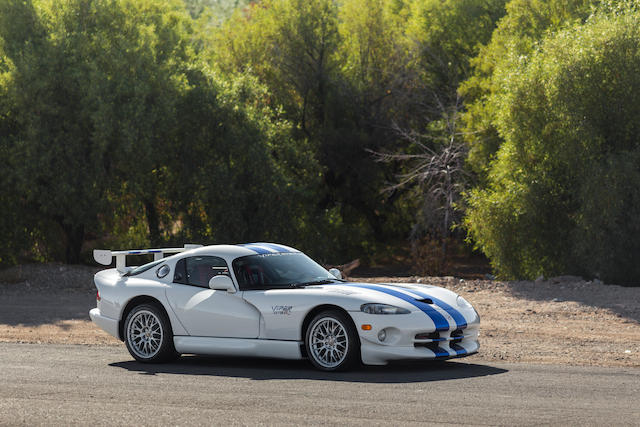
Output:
top-left (123, 303), bottom-right (179, 363)
top-left (305, 310), bottom-right (360, 371)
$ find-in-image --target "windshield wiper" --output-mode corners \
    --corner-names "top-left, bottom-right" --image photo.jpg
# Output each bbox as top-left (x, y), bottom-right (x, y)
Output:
top-left (290, 278), bottom-right (344, 288)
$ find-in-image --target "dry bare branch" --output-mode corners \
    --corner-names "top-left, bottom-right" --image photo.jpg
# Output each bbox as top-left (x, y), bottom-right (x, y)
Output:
top-left (368, 93), bottom-right (470, 266)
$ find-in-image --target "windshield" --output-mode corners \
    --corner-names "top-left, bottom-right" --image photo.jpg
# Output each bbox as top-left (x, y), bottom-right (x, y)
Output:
top-left (232, 252), bottom-right (336, 290)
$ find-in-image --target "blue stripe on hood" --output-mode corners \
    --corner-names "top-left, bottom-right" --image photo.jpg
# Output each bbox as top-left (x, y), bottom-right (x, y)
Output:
top-left (400, 287), bottom-right (468, 330)
top-left (341, 283), bottom-right (450, 332)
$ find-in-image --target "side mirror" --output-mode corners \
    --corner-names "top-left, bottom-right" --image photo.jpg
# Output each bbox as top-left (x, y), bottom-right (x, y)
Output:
top-left (209, 275), bottom-right (236, 293)
top-left (328, 268), bottom-right (342, 280)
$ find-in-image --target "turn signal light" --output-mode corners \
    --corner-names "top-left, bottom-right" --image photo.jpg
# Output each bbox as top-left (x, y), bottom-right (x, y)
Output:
top-left (361, 324), bottom-right (372, 330)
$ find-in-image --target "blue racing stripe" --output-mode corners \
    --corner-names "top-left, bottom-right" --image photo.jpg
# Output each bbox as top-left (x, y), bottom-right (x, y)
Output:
top-left (254, 243), bottom-right (293, 253)
top-left (402, 287), bottom-right (468, 330)
top-left (342, 283), bottom-right (450, 332)
top-left (450, 343), bottom-right (468, 356)
top-left (239, 244), bottom-right (271, 254)
top-left (434, 347), bottom-right (451, 358)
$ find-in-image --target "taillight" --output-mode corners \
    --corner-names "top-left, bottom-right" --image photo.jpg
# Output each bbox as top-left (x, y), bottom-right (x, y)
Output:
top-left (96, 290), bottom-right (101, 301)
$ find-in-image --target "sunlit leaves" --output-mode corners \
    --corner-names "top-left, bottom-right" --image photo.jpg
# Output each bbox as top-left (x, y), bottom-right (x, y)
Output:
top-left (465, 8), bottom-right (640, 282)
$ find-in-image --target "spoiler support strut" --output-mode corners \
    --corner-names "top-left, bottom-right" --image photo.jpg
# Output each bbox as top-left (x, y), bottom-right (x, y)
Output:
top-left (93, 244), bottom-right (202, 274)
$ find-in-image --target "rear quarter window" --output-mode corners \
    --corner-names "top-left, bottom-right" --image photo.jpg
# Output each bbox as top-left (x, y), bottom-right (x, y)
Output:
top-left (174, 256), bottom-right (229, 288)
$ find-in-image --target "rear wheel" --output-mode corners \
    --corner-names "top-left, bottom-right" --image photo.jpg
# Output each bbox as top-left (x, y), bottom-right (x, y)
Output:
top-left (124, 303), bottom-right (178, 363)
top-left (305, 310), bottom-right (359, 371)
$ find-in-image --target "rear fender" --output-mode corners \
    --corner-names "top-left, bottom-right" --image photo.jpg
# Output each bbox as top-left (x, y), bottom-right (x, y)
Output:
top-left (93, 270), bottom-right (188, 337)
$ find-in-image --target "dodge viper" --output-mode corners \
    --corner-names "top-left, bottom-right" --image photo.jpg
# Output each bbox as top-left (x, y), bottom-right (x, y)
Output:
top-left (90, 243), bottom-right (480, 371)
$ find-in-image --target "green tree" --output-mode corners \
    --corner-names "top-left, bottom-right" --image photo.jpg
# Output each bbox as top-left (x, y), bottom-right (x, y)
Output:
top-left (0, 0), bottom-right (195, 262)
top-left (209, 0), bottom-right (340, 131)
top-left (364, 0), bottom-right (507, 271)
top-left (0, 0), bottom-right (110, 262)
top-left (465, 8), bottom-right (640, 283)
top-left (460, 0), bottom-right (598, 177)
top-left (205, 0), bottom-right (512, 262)
top-left (0, 39), bottom-right (32, 265)
top-left (406, 0), bottom-right (507, 104)
top-left (168, 70), bottom-right (323, 249)
top-left (93, 0), bottom-right (196, 246)
top-left (207, 0), bottom-right (412, 257)
top-left (184, 0), bottom-right (251, 20)
top-left (0, 0), bottom-right (332, 264)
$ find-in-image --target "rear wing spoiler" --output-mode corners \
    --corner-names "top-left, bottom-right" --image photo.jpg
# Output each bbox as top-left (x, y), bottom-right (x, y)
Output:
top-left (93, 244), bottom-right (203, 274)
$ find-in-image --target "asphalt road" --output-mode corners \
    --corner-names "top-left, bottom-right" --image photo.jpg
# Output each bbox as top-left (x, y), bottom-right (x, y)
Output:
top-left (0, 343), bottom-right (638, 426)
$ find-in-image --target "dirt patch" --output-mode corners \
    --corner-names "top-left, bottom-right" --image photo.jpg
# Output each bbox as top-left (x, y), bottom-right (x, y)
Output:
top-left (1, 264), bottom-right (638, 367)
top-left (0, 264), bottom-right (119, 345)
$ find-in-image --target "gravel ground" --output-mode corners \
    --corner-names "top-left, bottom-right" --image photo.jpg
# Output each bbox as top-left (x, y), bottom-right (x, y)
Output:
top-left (0, 264), bottom-right (116, 345)
top-left (1, 263), bottom-right (638, 367)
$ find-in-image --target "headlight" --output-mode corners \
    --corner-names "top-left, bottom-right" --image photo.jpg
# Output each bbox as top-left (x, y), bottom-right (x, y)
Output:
top-left (456, 295), bottom-right (473, 309)
top-left (360, 303), bottom-right (410, 315)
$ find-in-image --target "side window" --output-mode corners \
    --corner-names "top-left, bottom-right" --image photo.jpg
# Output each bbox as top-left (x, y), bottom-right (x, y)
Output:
top-left (174, 256), bottom-right (229, 288)
top-left (173, 259), bottom-right (187, 284)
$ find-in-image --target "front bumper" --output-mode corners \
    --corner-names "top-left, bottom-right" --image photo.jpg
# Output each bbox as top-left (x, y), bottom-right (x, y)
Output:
top-left (350, 310), bottom-right (480, 365)
top-left (89, 308), bottom-right (120, 339)
top-left (359, 337), bottom-right (479, 365)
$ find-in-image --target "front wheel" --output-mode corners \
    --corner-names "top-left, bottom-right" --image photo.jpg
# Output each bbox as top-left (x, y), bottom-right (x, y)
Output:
top-left (124, 304), bottom-right (178, 363)
top-left (305, 310), bottom-right (359, 371)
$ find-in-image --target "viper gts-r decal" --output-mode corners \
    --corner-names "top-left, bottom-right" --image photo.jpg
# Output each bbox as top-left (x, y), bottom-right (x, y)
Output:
top-left (272, 305), bottom-right (293, 315)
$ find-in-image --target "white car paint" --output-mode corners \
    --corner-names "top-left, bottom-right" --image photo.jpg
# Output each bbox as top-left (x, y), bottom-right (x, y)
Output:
top-left (166, 286), bottom-right (260, 338)
top-left (90, 243), bottom-right (480, 366)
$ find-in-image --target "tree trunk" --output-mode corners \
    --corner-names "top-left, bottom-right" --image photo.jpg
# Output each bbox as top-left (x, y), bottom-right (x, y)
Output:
top-left (61, 222), bottom-right (85, 264)
top-left (144, 198), bottom-right (161, 247)
top-left (441, 206), bottom-right (449, 269)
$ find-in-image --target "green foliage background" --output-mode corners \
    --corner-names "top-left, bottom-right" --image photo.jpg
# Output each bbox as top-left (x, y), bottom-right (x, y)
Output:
top-left (464, 4), bottom-right (640, 284)
top-left (0, 0), bottom-right (639, 284)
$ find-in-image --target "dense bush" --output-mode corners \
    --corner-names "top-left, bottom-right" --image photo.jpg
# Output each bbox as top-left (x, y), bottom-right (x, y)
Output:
top-left (0, 0), bottom-right (322, 263)
top-left (460, 0), bottom-right (598, 177)
top-left (465, 9), bottom-right (640, 283)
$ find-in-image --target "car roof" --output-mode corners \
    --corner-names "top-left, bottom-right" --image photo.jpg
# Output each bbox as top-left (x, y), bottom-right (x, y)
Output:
top-left (184, 242), bottom-right (300, 258)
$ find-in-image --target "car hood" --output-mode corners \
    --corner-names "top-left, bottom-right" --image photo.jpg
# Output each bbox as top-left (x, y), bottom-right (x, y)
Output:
top-left (318, 281), bottom-right (454, 297)
top-left (310, 281), bottom-right (460, 309)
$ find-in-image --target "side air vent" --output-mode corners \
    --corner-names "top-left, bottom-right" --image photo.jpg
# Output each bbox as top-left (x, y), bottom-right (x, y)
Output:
top-left (416, 298), bottom-right (433, 304)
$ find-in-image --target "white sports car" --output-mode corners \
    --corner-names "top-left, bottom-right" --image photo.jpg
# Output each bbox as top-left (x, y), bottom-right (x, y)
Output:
top-left (90, 243), bottom-right (480, 371)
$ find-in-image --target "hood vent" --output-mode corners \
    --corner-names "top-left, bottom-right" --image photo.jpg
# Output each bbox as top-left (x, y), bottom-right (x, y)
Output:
top-left (416, 298), bottom-right (433, 304)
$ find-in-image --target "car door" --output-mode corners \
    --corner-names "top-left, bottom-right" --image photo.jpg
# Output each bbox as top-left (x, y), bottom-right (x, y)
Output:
top-left (165, 255), bottom-right (260, 338)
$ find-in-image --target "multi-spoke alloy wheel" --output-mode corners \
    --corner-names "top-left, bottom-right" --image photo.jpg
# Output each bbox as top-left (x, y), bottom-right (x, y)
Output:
top-left (127, 310), bottom-right (163, 359)
top-left (124, 304), bottom-right (179, 363)
top-left (306, 310), bottom-right (359, 371)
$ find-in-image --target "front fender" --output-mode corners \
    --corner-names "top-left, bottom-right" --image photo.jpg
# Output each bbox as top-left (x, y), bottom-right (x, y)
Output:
top-left (242, 289), bottom-right (367, 340)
